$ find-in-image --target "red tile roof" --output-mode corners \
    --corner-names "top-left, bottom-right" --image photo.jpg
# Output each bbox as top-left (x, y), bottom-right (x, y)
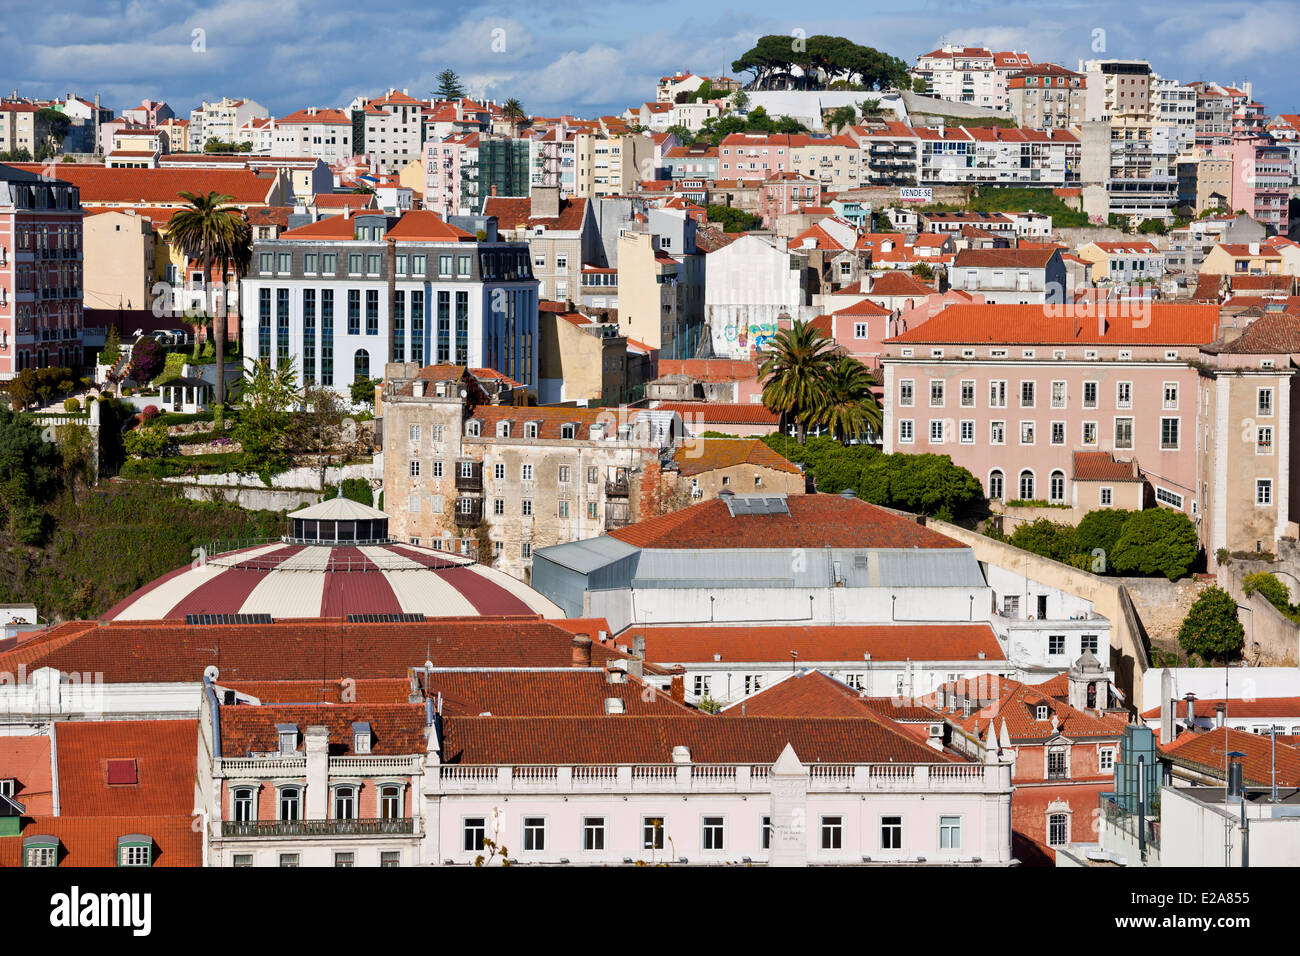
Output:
top-left (1141, 696), bottom-right (1300, 720)
top-left (928, 675), bottom-right (1128, 743)
top-left (886, 303), bottom-right (1220, 346)
top-left (652, 401), bottom-right (778, 425)
top-left (1206, 311), bottom-right (1300, 354)
top-left (9, 163), bottom-right (277, 206)
top-left (1161, 726), bottom-right (1300, 787)
top-left (0, 736), bottom-right (53, 815)
top-left (868, 272), bottom-right (936, 297)
top-left (0, 815), bottom-right (202, 867)
top-left (609, 494), bottom-right (965, 550)
top-left (220, 702), bottom-right (426, 756)
top-left (671, 437), bottom-right (802, 476)
top-left (483, 195), bottom-right (590, 232)
top-left (54, 720), bottom-right (197, 816)
top-left (439, 715), bottom-right (960, 765)
top-left (417, 669), bottom-right (695, 716)
top-left (0, 619), bottom-right (636, 684)
top-left (1073, 451), bottom-right (1141, 482)
top-left (954, 247), bottom-right (1058, 269)
top-left (626, 623), bottom-right (1002, 664)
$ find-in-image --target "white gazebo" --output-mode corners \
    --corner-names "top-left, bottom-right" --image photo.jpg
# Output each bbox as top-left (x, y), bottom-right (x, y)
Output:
top-left (160, 376), bottom-right (214, 414)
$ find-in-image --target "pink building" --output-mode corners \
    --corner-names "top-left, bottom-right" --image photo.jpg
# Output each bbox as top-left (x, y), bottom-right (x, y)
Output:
top-left (0, 165), bottom-right (84, 377)
top-left (422, 134), bottom-right (479, 219)
top-left (1219, 139), bottom-right (1291, 234)
top-left (881, 303), bottom-right (1220, 514)
top-left (718, 133), bottom-right (795, 179)
top-left (757, 172), bottom-right (821, 228)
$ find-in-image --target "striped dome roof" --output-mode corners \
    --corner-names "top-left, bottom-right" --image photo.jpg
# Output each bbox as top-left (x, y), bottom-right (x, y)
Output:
top-left (103, 541), bottom-right (563, 622)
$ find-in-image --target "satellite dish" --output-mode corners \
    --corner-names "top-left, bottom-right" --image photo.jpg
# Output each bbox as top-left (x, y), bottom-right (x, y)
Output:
top-left (203, 665), bottom-right (219, 683)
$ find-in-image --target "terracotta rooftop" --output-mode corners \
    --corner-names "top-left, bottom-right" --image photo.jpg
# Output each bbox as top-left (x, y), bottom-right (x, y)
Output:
top-left (1073, 451), bottom-right (1141, 482)
top-left (625, 623), bottom-right (1003, 664)
top-left (885, 303), bottom-right (1219, 346)
top-left (0, 814), bottom-right (202, 867)
top-left (1141, 696), bottom-right (1300, 720)
top-left (54, 720), bottom-right (198, 817)
top-left (670, 437), bottom-right (802, 477)
top-left (1161, 726), bottom-right (1300, 787)
top-left (652, 401), bottom-right (778, 425)
top-left (9, 163), bottom-right (277, 206)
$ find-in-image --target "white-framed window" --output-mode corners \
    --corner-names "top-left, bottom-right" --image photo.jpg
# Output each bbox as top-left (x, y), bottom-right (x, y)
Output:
top-left (409, 460), bottom-right (420, 477)
top-left (881, 816), bottom-right (903, 850)
top-left (1048, 634), bottom-right (1065, 655)
top-left (1037, 704), bottom-right (1050, 720)
top-left (432, 461), bottom-right (444, 478)
top-left (854, 322), bottom-right (869, 338)
top-left (959, 420), bottom-right (974, 444)
top-left (701, 816), bottom-right (726, 851)
top-left (1049, 470), bottom-right (1065, 503)
top-left (1116, 381), bottom-right (1132, 409)
top-left (232, 787), bottom-right (255, 822)
top-left (820, 816), bottom-right (844, 850)
top-left (1114, 417), bottom-right (1133, 449)
top-left (929, 379), bottom-right (945, 407)
top-left (938, 816), bottom-right (962, 850)
top-left (1160, 417), bottom-right (1180, 450)
top-left (1257, 426), bottom-right (1273, 455)
top-left (1100, 487), bottom-right (1113, 506)
top-left (1018, 470), bottom-right (1035, 500)
top-left (409, 424), bottom-right (420, 442)
top-left (463, 817), bottom-right (487, 851)
top-left (898, 419), bottom-right (914, 444)
top-left (898, 379), bottom-right (914, 407)
top-left (989, 380), bottom-right (1007, 408)
top-left (960, 380), bottom-right (975, 407)
top-left (1099, 748), bottom-right (1115, 773)
top-left (494, 463), bottom-right (505, 480)
top-left (929, 420), bottom-right (945, 444)
top-left (523, 817), bottom-right (546, 852)
top-left (1050, 421), bottom-right (1065, 445)
top-left (988, 469), bottom-right (1004, 500)
top-left (333, 785), bottom-right (357, 820)
top-left (1258, 387), bottom-right (1274, 417)
top-left (1019, 421), bottom-right (1035, 445)
top-left (1162, 382), bottom-right (1178, 409)
top-left (379, 784), bottom-right (403, 819)
top-left (990, 421), bottom-right (1005, 445)
top-left (522, 500), bottom-right (533, 516)
top-left (1257, 479), bottom-right (1273, 506)
top-left (1051, 381), bottom-right (1066, 408)
top-left (1155, 486), bottom-right (1184, 509)
top-left (521, 464), bottom-right (534, 481)
top-left (583, 817), bottom-right (605, 851)
top-left (1048, 813), bottom-right (1069, 847)
top-left (642, 816), bottom-right (665, 850)
top-left (1082, 381), bottom-right (1098, 408)
top-left (1020, 380), bottom-right (1035, 408)
top-left (278, 852), bottom-right (300, 867)
top-left (1082, 421), bottom-right (1097, 446)
top-left (278, 786), bottom-right (301, 821)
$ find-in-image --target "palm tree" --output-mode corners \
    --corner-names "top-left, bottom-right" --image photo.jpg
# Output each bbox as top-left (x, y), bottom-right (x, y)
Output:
top-left (757, 319), bottom-right (837, 443)
top-left (165, 191), bottom-right (251, 407)
top-left (501, 98), bottom-right (526, 133)
top-left (814, 355), bottom-right (883, 443)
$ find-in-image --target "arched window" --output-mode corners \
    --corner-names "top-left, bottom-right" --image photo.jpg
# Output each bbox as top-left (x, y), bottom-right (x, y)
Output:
top-left (380, 785), bottom-right (402, 819)
top-left (1018, 470), bottom-right (1035, 500)
top-left (278, 786), bottom-right (301, 821)
top-left (353, 348), bottom-right (370, 383)
top-left (232, 787), bottom-right (255, 823)
top-left (988, 469), bottom-right (1004, 500)
top-left (333, 785), bottom-right (357, 820)
top-left (1049, 470), bottom-right (1065, 503)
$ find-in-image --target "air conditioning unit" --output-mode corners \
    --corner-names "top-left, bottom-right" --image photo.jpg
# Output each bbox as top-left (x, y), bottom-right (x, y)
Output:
top-left (928, 724), bottom-right (944, 738)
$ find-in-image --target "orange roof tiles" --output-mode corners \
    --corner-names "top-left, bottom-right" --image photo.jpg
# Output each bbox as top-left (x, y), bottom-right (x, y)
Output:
top-left (886, 303), bottom-right (1220, 346)
top-left (1161, 726), bottom-right (1300, 787)
top-left (955, 248), bottom-right (1058, 269)
top-left (1140, 696), bottom-right (1300, 720)
top-left (54, 720), bottom-right (197, 816)
top-left (0, 814), bottom-right (202, 867)
top-left (9, 163), bottom-right (276, 206)
top-left (653, 401), bottom-right (778, 426)
top-left (1073, 451), bottom-right (1141, 482)
top-left (671, 437), bottom-right (802, 477)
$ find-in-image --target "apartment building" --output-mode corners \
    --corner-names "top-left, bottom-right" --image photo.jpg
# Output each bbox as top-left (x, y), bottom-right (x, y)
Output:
top-left (82, 209), bottom-right (156, 313)
top-left (851, 122), bottom-right (921, 186)
top-left (1220, 139), bottom-right (1290, 233)
top-left (0, 102), bottom-right (52, 157)
top-left (703, 233), bottom-right (816, 358)
top-left (537, 305), bottom-right (636, 404)
top-left (1079, 60), bottom-right (1153, 121)
top-left (484, 187), bottom-right (601, 304)
top-left (788, 134), bottom-right (861, 189)
top-left (917, 126), bottom-right (1080, 187)
top-left (1079, 118), bottom-right (1179, 222)
top-left (1193, 84), bottom-right (1233, 148)
top-left (380, 365), bottom-right (678, 578)
top-left (1074, 241), bottom-right (1166, 285)
top-left (241, 210), bottom-right (539, 394)
top-left (576, 133), bottom-right (653, 198)
top-left (189, 96), bottom-right (268, 149)
top-left (665, 144), bottom-right (719, 180)
top-left (0, 165), bottom-right (85, 377)
top-left (947, 248), bottom-right (1067, 304)
top-left (274, 108), bottom-right (355, 166)
top-left (911, 45), bottom-right (1033, 111)
top-left (1007, 64), bottom-right (1087, 129)
top-left (529, 128), bottom-right (579, 197)
top-left (359, 90), bottom-right (426, 174)
top-left (880, 303), bottom-right (1221, 520)
top-left (616, 207), bottom-right (704, 358)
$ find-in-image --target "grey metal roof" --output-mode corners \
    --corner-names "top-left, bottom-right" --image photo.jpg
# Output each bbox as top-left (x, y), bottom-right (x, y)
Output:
top-left (875, 549), bottom-right (986, 588)
top-left (533, 535), bottom-right (640, 574)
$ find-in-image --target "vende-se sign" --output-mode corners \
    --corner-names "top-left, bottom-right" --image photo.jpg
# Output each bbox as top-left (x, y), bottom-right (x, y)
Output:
top-left (900, 187), bottom-right (932, 202)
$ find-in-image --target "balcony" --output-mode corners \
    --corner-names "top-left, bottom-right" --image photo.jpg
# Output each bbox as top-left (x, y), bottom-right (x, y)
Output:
top-left (605, 476), bottom-right (629, 497)
top-left (454, 461), bottom-right (483, 491)
top-left (222, 818), bottom-right (414, 838)
top-left (605, 501), bottom-right (631, 529)
top-left (454, 498), bottom-right (484, 526)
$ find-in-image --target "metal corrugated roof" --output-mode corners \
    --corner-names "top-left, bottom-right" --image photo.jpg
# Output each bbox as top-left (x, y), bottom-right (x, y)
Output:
top-left (533, 536), bottom-right (641, 574)
top-left (875, 549), bottom-right (985, 588)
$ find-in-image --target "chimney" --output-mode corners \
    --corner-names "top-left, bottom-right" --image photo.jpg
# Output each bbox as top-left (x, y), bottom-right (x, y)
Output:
top-left (1214, 703), bottom-right (1226, 729)
top-left (490, 184), bottom-right (498, 197)
top-left (669, 665), bottom-right (686, 703)
top-left (571, 634), bottom-right (592, 667)
top-left (604, 697), bottom-right (625, 714)
top-left (1184, 693), bottom-right (1197, 728)
top-left (533, 185), bottom-right (561, 219)
top-left (1160, 669), bottom-right (1174, 744)
top-left (633, 635), bottom-right (646, 659)
top-left (671, 745), bottom-right (691, 763)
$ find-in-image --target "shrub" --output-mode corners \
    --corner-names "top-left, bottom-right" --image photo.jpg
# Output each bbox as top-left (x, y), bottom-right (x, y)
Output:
top-left (122, 386), bottom-right (134, 397)
top-left (1111, 508), bottom-right (1198, 580)
top-left (130, 336), bottom-right (165, 383)
top-left (123, 423), bottom-right (170, 459)
top-left (1242, 571), bottom-right (1291, 609)
top-left (63, 397), bottom-right (80, 413)
top-left (1178, 585), bottom-right (1245, 663)
top-left (1075, 509), bottom-right (1133, 566)
top-left (1008, 518), bottom-right (1079, 564)
top-left (141, 405), bottom-right (160, 423)
top-left (340, 477), bottom-right (373, 506)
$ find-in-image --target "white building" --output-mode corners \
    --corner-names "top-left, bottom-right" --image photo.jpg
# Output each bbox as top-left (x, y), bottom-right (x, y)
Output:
top-left (702, 234), bottom-right (816, 357)
top-left (189, 96), bottom-right (268, 149)
top-left (273, 108), bottom-right (356, 166)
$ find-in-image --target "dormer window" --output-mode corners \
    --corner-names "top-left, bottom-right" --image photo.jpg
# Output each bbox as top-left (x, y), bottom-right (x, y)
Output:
top-left (496, 421), bottom-right (511, 438)
top-left (22, 836), bottom-right (58, 867)
top-left (524, 422), bottom-right (539, 439)
top-left (1036, 705), bottom-right (1049, 721)
top-left (560, 424), bottom-right (576, 440)
top-left (117, 835), bottom-right (153, 867)
top-left (466, 420), bottom-right (481, 437)
top-left (352, 722), bottom-right (372, 754)
top-left (276, 724), bottom-right (298, 754)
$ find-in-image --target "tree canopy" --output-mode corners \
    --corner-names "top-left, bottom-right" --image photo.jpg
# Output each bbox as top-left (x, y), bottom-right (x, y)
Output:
top-left (1178, 586), bottom-right (1245, 663)
top-left (731, 35), bottom-right (909, 91)
top-left (436, 68), bottom-right (466, 99)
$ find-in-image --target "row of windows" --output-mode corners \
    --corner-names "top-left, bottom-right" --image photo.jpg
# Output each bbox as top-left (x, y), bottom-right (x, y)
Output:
top-left (410, 460), bottom-right (606, 484)
top-left (246, 851), bottom-right (401, 868)
top-left (899, 378), bottom-right (1194, 411)
top-left (897, 417), bottom-right (1181, 451)
top-left (461, 814), bottom-right (963, 853)
top-left (231, 784), bottom-right (404, 822)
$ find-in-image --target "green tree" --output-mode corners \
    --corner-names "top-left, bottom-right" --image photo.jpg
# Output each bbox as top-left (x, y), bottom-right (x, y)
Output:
top-left (436, 68), bottom-right (466, 99)
top-left (1111, 507), bottom-right (1198, 580)
top-left (0, 404), bottom-right (59, 545)
top-left (350, 377), bottom-right (380, 407)
top-left (340, 477), bottom-right (373, 507)
top-left (501, 97), bottom-right (526, 131)
top-left (912, 77), bottom-right (928, 94)
top-left (1008, 519), bottom-right (1080, 564)
top-left (235, 357), bottom-right (299, 484)
top-left (165, 191), bottom-right (252, 406)
top-left (123, 422), bottom-right (171, 459)
top-left (758, 320), bottom-right (837, 443)
top-left (1075, 508), bottom-right (1133, 569)
top-left (292, 385), bottom-right (353, 490)
top-left (911, 262), bottom-right (935, 280)
top-left (1178, 585), bottom-right (1245, 663)
top-left (826, 105), bottom-right (857, 130)
top-left (56, 423), bottom-right (94, 503)
top-left (102, 325), bottom-right (121, 366)
top-left (811, 355), bottom-right (882, 442)
top-left (705, 204), bottom-right (761, 233)
top-left (1242, 572), bottom-right (1293, 613)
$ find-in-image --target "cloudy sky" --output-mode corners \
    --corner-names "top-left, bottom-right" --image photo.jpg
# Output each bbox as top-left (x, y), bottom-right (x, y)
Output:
top-left (1, 0), bottom-right (1295, 118)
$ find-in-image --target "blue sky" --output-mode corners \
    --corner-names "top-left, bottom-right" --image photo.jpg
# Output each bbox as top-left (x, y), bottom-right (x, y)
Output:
top-left (1, 0), bottom-right (1295, 119)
